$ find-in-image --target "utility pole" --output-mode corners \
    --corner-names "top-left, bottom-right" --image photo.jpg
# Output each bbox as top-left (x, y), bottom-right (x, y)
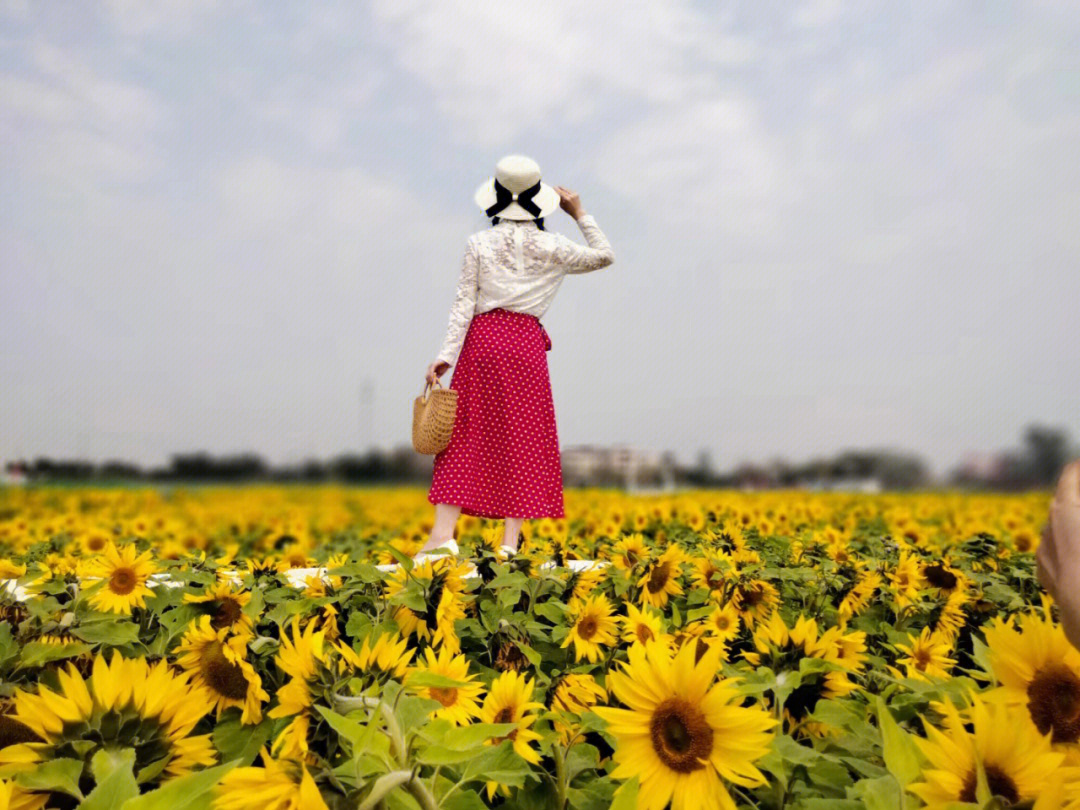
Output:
top-left (360, 378), bottom-right (375, 453)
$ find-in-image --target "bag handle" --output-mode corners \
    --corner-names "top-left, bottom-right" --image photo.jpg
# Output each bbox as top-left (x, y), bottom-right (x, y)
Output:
top-left (422, 377), bottom-right (445, 402)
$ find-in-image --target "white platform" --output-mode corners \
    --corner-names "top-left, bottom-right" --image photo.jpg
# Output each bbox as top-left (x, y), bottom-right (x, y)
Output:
top-left (1, 557), bottom-right (610, 602)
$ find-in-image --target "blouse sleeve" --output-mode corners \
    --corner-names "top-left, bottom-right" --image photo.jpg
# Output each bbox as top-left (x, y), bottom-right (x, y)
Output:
top-left (554, 213), bottom-right (615, 274)
top-left (436, 238), bottom-right (480, 367)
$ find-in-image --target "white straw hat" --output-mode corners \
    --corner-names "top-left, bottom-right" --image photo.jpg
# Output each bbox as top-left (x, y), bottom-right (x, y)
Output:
top-left (474, 154), bottom-right (561, 220)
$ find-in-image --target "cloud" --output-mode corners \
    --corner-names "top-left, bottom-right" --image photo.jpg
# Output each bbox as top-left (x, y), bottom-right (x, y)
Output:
top-left (592, 95), bottom-right (785, 242)
top-left (790, 0), bottom-right (844, 29)
top-left (100, 0), bottom-right (228, 37)
top-left (366, 0), bottom-right (756, 146)
top-left (1, 41), bottom-right (167, 187)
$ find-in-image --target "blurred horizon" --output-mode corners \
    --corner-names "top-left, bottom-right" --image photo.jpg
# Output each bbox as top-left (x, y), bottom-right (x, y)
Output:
top-left (3, 2), bottom-right (1079, 480)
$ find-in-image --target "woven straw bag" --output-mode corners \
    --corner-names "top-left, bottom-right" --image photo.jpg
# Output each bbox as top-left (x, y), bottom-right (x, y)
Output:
top-left (412, 378), bottom-right (458, 454)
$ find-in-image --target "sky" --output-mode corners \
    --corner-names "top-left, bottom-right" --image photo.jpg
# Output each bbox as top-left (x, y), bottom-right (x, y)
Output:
top-left (2, 0), bottom-right (1079, 479)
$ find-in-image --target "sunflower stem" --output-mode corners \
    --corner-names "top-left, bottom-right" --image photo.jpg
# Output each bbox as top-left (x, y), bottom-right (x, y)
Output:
top-left (403, 775), bottom-right (440, 810)
top-left (552, 741), bottom-right (568, 810)
top-left (332, 693), bottom-right (407, 765)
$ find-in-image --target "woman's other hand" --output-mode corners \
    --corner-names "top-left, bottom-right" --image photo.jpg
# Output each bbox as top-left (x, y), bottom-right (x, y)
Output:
top-left (554, 185), bottom-right (585, 219)
top-left (1036, 459), bottom-right (1080, 649)
top-left (426, 360), bottom-right (450, 386)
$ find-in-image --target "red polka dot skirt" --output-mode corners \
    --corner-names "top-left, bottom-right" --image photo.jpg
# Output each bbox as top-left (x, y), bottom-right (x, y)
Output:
top-left (428, 307), bottom-right (565, 519)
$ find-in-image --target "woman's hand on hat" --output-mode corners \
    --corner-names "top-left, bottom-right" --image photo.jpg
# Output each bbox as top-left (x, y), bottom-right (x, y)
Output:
top-left (554, 186), bottom-right (585, 219)
top-left (426, 360), bottom-right (450, 386)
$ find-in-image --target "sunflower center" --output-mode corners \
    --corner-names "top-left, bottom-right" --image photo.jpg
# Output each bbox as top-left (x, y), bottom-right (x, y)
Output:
top-left (429, 687), bottom-right (458, 707)
top-left (88, 537), bottom-right (106, 551)
top-left (212, 598), bottom-right (243, 630)
top-left (636, 625), bottom-right (654, 643)
top-left (649, 698), bottom-right (713, 773)
top-left (577, 616), bottom-right (598, 640)
top-left (741, 586), bottom-right (764, 608)
top-left (1027, 663), bottom-right (1080, 744)
top-left (913, 647), bottom-right (932, 670)
top-left (647, 562), bottom-right (671, 594)
top-left (1015, 534), bottom-right (1033, 552)
top-left (109, 567), bottom-right (137, 595)
top-left (494, 707), bottom-right (515, 724)
top-left (201, 641), bottom-right (251, 700)
top-left (959, 764), bottom-right (1019, 804)
top-left (923, 565), bottom-right (957, 590)
top-left (0, 715), bottom-right (41, 747)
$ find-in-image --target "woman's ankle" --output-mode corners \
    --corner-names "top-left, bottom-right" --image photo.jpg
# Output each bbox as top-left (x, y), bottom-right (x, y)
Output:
top-left (422, 532), bottom-right (454, 552)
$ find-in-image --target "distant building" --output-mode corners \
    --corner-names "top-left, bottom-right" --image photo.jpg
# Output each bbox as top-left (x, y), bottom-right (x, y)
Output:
top-left (561, 444), bottom-right (675, 490)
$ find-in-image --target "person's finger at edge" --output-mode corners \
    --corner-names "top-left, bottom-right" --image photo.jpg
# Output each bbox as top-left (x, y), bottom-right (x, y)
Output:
top-left (1056, 460), bottom-right (1080, 506)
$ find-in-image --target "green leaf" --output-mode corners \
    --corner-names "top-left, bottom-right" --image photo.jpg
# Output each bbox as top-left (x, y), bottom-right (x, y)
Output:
top-left (876, 696), bottom-right (923, 788)
top-left (79, 748), bottom-right (139, 810)
top-left (71, 620), bottom-right (141, 646)
top-left (609, 775), bottom-right (640, 810)
top-left (211, 715), bottom-right (274, 766)
top-left (14, 757), bottom-right (85, 799)
top-left (315, 704), bottom-right (373, 748)
top-left (383, 544), bottom-right (414, 572)
top-left (442, 791), bottom-right (489, 810)
top-left (459, 740), bottom-right (532, 785)
top-left (404, 670), bottom-right (473, 689)
top-left (395, 695), bottom-right (442, 733)
top-left (18, 640), bottom-right (93, 668)
top-left (0, 622), bottom-right (19, 666)
top-left (441, 722), bottom-right (520, 750)
top-left (122, 760), bottom-right (241, 810)
top-left (849, 774), bottom-right (903, 810)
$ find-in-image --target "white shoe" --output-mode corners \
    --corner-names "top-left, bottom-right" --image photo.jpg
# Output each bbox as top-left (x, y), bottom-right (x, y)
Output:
top-left (412, 538), bottom-right (459, 566)
top-left (497, 544), bottom-right (518, 560)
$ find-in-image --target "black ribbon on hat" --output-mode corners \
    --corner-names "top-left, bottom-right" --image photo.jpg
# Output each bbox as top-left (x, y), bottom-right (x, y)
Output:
top-left (485, 177), bottom-right (543, 218)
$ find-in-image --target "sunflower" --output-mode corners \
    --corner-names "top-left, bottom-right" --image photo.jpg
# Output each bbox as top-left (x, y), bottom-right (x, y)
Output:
top-left (620, 602), bottom-right (666, 647)
top-left (387, 559), bottom-right (470, 653)
top-left (704, 601), bottom-right (741, 642)
top-left (731, 578), bottom-right (779, 627)
top-left (592, 638), bottom-right (776, 810)
top-left (837, 570), bottom-right (881, 622)
top-left (175, 615), bottom-right (270, 724)
top-left (688, 552), bottom-right (734, 599)
top-left (890, 627), bottom-right (957, 682)
top-left (743, 613), bottom-right (858, 733)
top-left (886, 551), bottom-right (924, 609)
top-left (478, 670), bottom-right (544, 801)
top-left (609, 533), bottom-right (650, 571)
top-left (908, 694), bottom-right (1064, 809)
top-left (982, 601), bottom-right (1080, 745)
top-left (267, 617), bottom-right (327, 759)
top-left (405, 645), bottom-right (484, 726)
top-left (0, 652), bottom-right (216, 796)
top-left (338, 631), bottom-right (414, 681)
top-left (927, 591), bottom-right (969, 642)
top-left (561, 593), bottom-right (619, 663)
top-left (213, 746), bottom-right (328, 810)
top-left (637, 546), bottom-right (685, 609)
top-left (82, 541), bottom-right (157, 614)
top-left (0, 778), bottom-right (48, 810)
top-left (183, 581), bottom-right (255, 638)
top-left (921, 560), bottom-right (968, 598)
top-left (564, 565), bottom-right (608, 602)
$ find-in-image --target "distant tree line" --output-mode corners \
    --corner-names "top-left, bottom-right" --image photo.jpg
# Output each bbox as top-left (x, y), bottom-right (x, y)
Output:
top-left (3, 424), bottom-right (1074, 491)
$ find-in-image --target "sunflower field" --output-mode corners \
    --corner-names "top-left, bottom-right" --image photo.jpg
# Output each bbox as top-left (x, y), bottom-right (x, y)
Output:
top-left (0, 484), bottom-right (1072, 810)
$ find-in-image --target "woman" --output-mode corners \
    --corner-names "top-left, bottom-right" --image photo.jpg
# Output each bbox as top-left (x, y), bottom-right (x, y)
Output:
top-left (416, 155), bottom-right (615, 564)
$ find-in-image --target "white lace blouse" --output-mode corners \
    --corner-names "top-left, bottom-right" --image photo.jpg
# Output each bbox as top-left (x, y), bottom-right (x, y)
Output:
top-left (436, 213), bottom-right (615, 366)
